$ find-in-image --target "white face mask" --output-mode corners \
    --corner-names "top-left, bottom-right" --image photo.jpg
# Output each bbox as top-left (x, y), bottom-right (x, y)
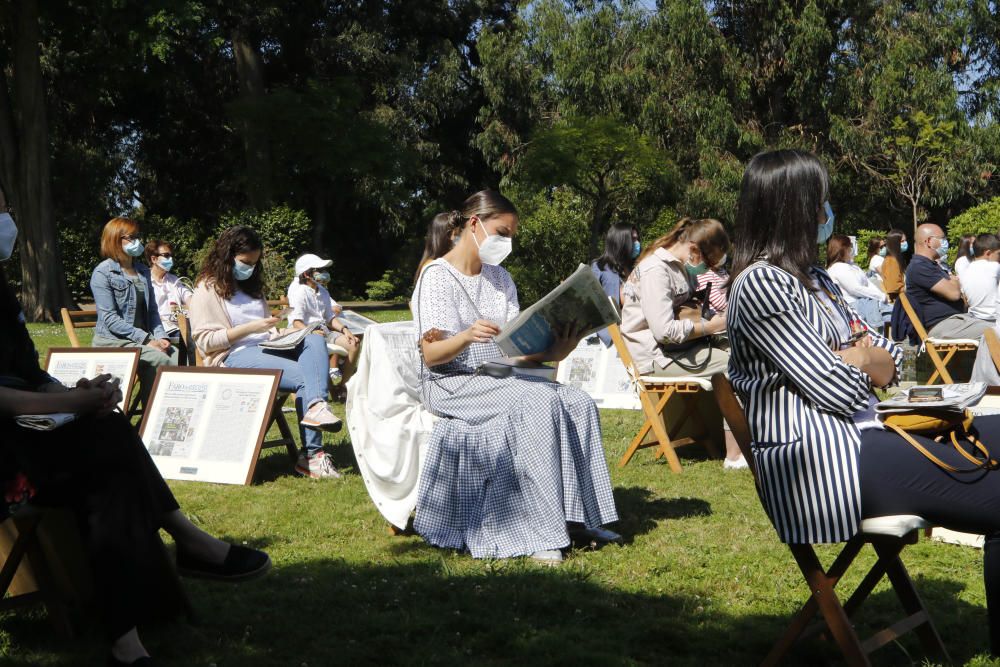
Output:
top-left (472, 220), bottom-right (512, 266)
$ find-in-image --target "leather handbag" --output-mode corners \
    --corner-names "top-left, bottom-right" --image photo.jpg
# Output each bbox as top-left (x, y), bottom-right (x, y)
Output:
top-left (883, 409), bottom-right (998, 473)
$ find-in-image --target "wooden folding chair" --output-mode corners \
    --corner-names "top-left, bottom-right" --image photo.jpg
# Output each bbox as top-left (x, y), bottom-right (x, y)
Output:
top-left (608, 324), bottom-right (720, 473)
top-left (59, 307), bottom-right (144, 419)
top-left (984, 328), bottom-right (1000, 375)
top-left (898, 292), bottom-right (978, 384)
top-left (711, 374), bottom-right (949, 666)
top-left (177, 313), bottom-right (299, 462)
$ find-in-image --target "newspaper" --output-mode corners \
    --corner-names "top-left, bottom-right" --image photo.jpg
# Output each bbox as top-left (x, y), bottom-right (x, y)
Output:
top-left (495, 264), bottom-right (621, 357)
top-left (337, 310), bottom-right (377, 336)
top-left (15, 412), bottom-right (77, 431)
top-left (875, 382), bottom-right (988, 414)
top-left (259, 323), bottom-right (321, 350)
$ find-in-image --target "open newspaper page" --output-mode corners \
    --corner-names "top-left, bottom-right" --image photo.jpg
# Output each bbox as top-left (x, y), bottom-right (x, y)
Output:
top-left (337, 310), bottom-right (378, 336)
top-left (495, 263), bottom-right (621, 357)
top-left (259, 322), bottom-right (321, 350)
top-left (875, 382), bottom-right (988, 414)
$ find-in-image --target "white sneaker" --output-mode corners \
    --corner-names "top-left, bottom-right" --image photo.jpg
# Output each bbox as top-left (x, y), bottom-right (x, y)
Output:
top-left (724, 455), bottom-right (749, 470)
top-left (329, 367), bottom-right (343, 385)
top-left (300, 400), bottom-right (342, 432)
top-left (295, 451), bottom-right (342, 479)
top-left (530, 549), bottom-right (563, 565)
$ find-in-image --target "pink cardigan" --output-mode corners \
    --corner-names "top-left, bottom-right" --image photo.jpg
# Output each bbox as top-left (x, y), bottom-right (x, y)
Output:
top-left (188, 282), bottom-right (277, 367)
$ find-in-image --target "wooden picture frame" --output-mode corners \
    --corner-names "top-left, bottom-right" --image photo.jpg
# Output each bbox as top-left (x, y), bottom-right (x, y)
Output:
top-left (44, 347), bottom-right (140, 413)
top-left (138, 367), bottom-right (282, 485)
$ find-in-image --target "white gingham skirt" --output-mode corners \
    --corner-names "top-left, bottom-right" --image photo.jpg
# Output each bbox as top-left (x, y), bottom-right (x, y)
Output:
top-left (414, 372), bottom-right (619, 558)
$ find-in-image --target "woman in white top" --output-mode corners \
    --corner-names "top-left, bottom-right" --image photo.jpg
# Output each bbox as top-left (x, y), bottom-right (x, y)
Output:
top-left (412, 190), bottom-right (619, 564)
top-left (826, 234), bottom-right (889, 329)
top-left (287, 253), bottom-right (359, 386)
top-left (866, 236), bottom-right (885, 275)
top-left (145, 239), bottom-right (194, 363)
top-left (955, 234), bottom-right (976, 277)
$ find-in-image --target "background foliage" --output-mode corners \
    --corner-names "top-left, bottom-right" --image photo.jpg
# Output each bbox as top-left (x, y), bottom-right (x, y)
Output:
top-left (5, 0), bottom-right (1000, 314)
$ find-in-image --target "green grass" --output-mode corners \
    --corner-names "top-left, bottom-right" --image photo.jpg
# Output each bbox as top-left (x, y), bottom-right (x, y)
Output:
top-left (5, 311), bottom-right (998, 665)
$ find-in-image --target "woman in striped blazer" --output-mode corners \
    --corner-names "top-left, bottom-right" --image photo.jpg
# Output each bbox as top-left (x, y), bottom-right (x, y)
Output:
top-left (728, 149), bottom-right (1000, 653)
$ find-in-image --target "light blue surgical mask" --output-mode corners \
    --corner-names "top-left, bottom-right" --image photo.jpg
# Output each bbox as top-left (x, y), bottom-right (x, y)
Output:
top-left (123, 238), bottom-right (144, 257)
top-left (314, 271), bottom-right (330, 284)
top-left (936, 237), bottom-right (949, 259)
top-left (233, 259), bottom-right (255, 281)
top-left (879, 247), bottom-right (887, 257)
top-left (901, 240), bottom-right (909, 253)
top-left (817, 201), bottom-right (835, 244)
top-left (158, 257), bottom-right (174, 272)
top-left (631, 240), bottom-right (641, 259)
top-left (0, 213), bottom-right (17, 262)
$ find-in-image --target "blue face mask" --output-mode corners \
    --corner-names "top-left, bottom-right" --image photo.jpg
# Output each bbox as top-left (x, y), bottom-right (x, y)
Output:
top-left (817, 201), bottom-right (835, 244)
top-left (901, 240), bottom-right (909, 253)
top-left (158, 257), bottom-right (174, 272)
top-left (936, 238), bottom-right (949, 259)
top-left (879, 247), bottom-right (887, 257)
top-left (314, 271), bottom-right (330, 284)
top-left (631, 240), bottom-right (641, 259)
top-left (233, 259), bottom-right (256, 281)
top-left (123, 238), bottom-right (145, 257)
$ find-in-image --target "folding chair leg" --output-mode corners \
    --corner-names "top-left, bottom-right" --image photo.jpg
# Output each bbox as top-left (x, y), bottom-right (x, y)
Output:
top-left (654, 396), bottom-right (692, 460)
top-left (274, 410), bottom-right (298, 461)
top-left (644, 390), bottom-right (683, 473)
top-left (618, 387), bottom-right (674, 468)
top-left (925, 344), bottom-right (955, 385)
top-left (873, 541), bottom-right (950, 663)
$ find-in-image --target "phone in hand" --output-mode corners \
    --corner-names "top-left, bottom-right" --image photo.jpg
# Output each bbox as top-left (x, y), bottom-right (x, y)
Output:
top-left (846, 329), bottom-right (868, 344)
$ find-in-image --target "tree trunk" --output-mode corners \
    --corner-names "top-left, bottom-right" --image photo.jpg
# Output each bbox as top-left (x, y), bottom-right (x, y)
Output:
top-left (0, 0), bottom-right (74, 321)
top-left (232, 25), bottom-right (273, 210)
top-left (589, 190), bottom-right (610, 260)
top-left (910, 198), bottom-right (919, 238)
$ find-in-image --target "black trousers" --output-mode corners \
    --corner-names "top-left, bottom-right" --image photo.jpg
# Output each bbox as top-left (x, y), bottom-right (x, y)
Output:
top-left (4, 412), bottom-right (180, 640)
top-left (861, 415), bottom-right (1000, 652)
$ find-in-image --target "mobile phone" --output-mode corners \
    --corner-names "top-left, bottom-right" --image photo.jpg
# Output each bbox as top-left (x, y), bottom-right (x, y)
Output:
top-left (847, 329), bottom-right (867, 343)
top-left (908, 386), bottom-right (943, 403)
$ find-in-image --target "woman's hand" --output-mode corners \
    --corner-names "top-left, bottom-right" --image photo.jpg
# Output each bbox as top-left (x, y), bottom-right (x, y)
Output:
top-left (544, 321), bottom-right (583, 362)
top-left (834, 346), bottom-right (896, 387)
top-left (250, 316), bottom-right (279, 333)
top-left (149, 338), bottom-right (172, 352)
top-left (462, 319), bottom-right (500, 345)
top-left (75, 374), bottom-right (123, 416)
top-left (705, 312), bottom-right (727, 335)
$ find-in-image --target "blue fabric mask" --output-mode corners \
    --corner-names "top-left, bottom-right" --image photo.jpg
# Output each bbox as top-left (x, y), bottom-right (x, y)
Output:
top-left (123, 238), bottom-right (145, 257)
top-left (0, 213), bottom-right (17, 262)
top-left (233, 259), bottom-right (255, 281)
top-left (936, 238), bottom-right (950, 259)
top-left (901, 240), bottom-right (909, 253)
top-left (879, 247), bottom-right (887, 257)
top-left (817, 201), bottom-right (835, 244)
top-left (158, 257), bottom-right (174, 272)
top-left (314, 271), bottom-right (330, 284)
top-left (631, 241), bottom-right (641, 259)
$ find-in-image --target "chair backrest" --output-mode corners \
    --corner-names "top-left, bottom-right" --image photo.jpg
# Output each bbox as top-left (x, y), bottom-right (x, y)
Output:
top-left (710, 373), bottom-right (757, 480)
top-left (985, 328), bottom-right (1000, 373)
top-left (607, 323), bottom-right (641, 383)
top-left (59, 307), bottom-right (98, 348)
top-left (897, 293), bottom-right (929, 343)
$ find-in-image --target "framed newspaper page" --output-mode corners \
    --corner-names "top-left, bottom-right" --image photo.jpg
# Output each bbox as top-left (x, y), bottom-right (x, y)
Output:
top-left (556, 337), bottom-right (640, 411)
top-left (44, 347), bottom-right (140, 413)
top-left (139, 367), bottom-right (281, 485)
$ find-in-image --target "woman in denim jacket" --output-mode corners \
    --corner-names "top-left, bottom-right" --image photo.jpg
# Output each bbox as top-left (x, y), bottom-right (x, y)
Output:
top-left (90, 217), bottom-right (177, 406)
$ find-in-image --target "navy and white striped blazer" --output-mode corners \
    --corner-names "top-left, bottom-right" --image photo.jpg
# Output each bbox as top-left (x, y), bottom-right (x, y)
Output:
top-left (727, 262), bottom-right (902, 544)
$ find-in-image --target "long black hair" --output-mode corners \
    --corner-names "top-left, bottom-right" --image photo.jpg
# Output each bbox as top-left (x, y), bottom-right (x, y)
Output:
top-left (198, 226), bottom-right (266, 300)
top-left (594, 223), bottom-right (637, 280)
top-left (732, 149), bottom-right (828, 289)
top-left (885, 228), bottom-right (908, 272)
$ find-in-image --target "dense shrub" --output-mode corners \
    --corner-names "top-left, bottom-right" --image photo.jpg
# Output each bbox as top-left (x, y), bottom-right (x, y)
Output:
top-left (946, 198), bottom-right (1000, 264)
top-left (365, 268), bottom-right (411, 301)
top-left (852, 228), bottom-right (886, 271)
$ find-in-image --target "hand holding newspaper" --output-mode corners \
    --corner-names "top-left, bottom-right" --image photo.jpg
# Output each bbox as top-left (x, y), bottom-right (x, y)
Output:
top-left (494, 264), bottom-right (621, 357)
top-left (259, 322), bottom-right (322, 350)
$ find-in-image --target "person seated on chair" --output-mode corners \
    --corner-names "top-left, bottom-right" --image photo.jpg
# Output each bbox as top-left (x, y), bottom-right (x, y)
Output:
top-left (826, 234), bottom-right (890, 329)
top-left (728, 148), bottom-right (1000, 655)
top-left (145, 239), bottom-right (194, 362)
top-left (188, 226), bottom-right (343, 480)
top-left (959, 233), bottom-right (1000, 324)
top-left (412, 190), bottom-right (620, 565)
top-left (955, 233), bottom-right (977, 277)
top-left (0, 209), bottom-right (269, 666)
top-left (590, 222), bottom-right (639, 346)
top-left (90, 218), bottom-right (178, 409)
top-left (287, 253), bottom-right (359, 388)
top-left (618, 217), bottom-right (745, 469)
top-left (866, 235), bottom-right (886, 277)
top-left (880, 228), bottom-right (908, 301)
top-left (905, 223), bottom-right (992, 341)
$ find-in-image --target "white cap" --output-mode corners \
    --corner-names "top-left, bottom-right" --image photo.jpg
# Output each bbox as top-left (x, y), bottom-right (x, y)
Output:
top-left (294, 253), bottom-right (333, 276)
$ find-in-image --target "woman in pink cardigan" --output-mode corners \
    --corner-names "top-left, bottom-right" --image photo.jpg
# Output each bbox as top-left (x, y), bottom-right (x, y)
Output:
top-left (188, 226), bottom-right (342, 479)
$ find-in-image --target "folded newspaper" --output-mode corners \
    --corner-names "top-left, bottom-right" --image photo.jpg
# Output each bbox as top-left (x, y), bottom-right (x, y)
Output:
top-left (259, 323), bottom-right (322, 350)
top-left (875, 382), bottom-right (988, 414)
top-left (15, 412), bottom-right (77, 431)
top-left (337, 310), bottom-right (377, 336)
top-left (495, 263), bottom-right (621, 357)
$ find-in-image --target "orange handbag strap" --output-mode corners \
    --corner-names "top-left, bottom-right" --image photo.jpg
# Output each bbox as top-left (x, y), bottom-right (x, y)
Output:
top-left (884, 422), bottom-right (996, 474)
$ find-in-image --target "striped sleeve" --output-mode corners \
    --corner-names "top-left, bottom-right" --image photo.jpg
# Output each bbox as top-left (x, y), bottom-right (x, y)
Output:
top-left (738, 267), bottom-right (872, 416)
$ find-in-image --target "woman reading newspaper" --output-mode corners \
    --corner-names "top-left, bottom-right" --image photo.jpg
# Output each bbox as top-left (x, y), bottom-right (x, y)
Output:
top-left (188, 226), bottom-right (342, 479)
top-left (727, 149), bottom-right (1000, 655)
top-left (0, 207), bottom-right (269, 665)
top-left (411, 190), bottom-right (619, 565)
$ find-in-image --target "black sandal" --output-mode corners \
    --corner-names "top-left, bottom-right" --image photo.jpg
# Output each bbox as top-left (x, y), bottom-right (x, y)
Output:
top-left (176, 544), bottom-right (271, 582)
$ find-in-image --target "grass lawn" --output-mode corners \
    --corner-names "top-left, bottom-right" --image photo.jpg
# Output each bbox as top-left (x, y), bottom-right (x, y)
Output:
top-left (4, 311), bottom-right (998, 665)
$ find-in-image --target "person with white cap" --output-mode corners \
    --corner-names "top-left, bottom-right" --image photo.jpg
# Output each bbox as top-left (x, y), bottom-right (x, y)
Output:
top-left (287, 253), bottom-right (360, 388)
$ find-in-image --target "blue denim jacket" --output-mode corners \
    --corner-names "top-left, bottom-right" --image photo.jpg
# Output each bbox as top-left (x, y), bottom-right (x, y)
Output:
top-left (590, 261), bottom-right (623, 347)
top-left (90, 258), bottom-right (166, 344)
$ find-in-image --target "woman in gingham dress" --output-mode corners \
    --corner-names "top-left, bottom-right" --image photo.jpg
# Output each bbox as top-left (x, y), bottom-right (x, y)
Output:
top-left (411, 190), bottom-right (619, 564)
top-left (728, 149), bottom-right (1000, 653)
